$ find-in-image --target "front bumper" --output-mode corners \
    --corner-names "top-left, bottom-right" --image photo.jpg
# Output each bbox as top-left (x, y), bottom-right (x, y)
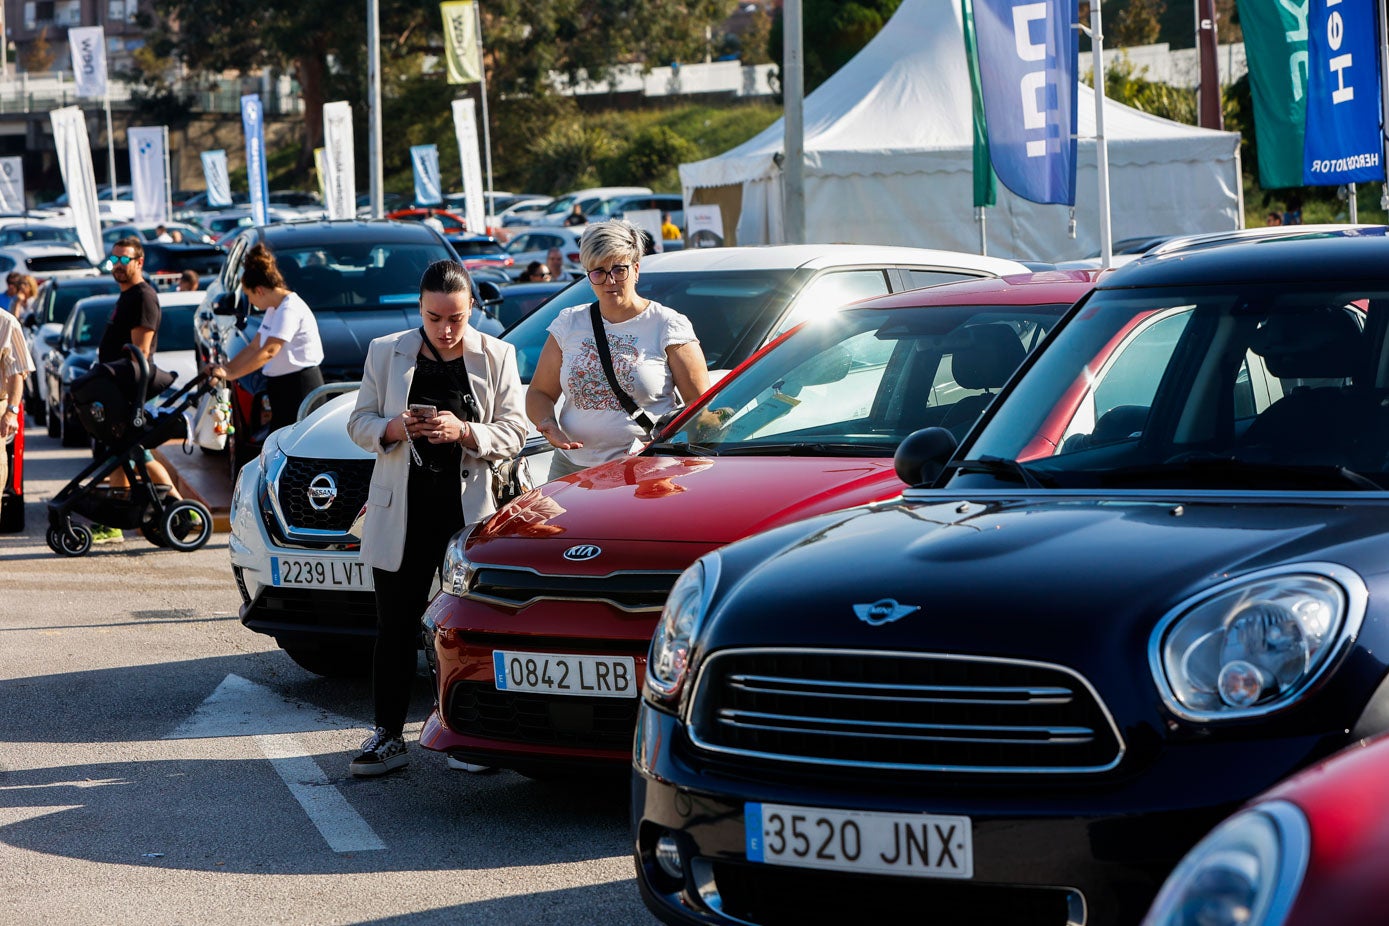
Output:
top-left (229, 455), bottom-right (376, 649)
top-left (631, 703), bottom-right (1342, 926)
top-left (418, 590), bottom-right (655, 771)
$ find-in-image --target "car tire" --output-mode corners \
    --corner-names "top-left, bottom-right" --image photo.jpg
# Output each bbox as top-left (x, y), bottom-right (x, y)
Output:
top-left (27, 377), bottom-right (46, 427)
top-left (60, 396), bottom-right (88, 448)
top-left (282, 645), bottom-right (373, 678)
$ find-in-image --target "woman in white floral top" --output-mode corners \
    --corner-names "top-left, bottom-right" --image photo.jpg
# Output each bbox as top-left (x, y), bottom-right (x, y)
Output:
top-left (0, 307), bottom-right (34, 520)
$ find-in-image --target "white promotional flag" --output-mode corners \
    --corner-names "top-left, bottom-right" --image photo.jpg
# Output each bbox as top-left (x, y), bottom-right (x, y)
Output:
top-left (201, 150), bottom-right (233, 208)
top-left (685, 204), bottom-right (725, 248)
top-left (450, 99), bottom-right (485, 234)
top-left (50, 107), bottom-right (103, 264)
top-left (67, 26), bottom-right (108, 100)
top-left (128, 126), bottom-right (168, 223)
top-left (0, 157), bottom-right (24, 213)
top-left (321, 101), bottom-right (357, 220)
top-left (411, 145), bottom-right (443, 207)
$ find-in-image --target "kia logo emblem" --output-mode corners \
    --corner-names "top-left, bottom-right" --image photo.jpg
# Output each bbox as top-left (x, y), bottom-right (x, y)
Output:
top-left (563, 544), bottom-right (602, 561)
top-left (307, 473), bottom-right (339, 511)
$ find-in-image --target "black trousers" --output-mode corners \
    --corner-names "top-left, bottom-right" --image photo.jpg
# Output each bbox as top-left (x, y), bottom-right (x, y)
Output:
top-left (369, 465), bottom-right (464, 735)
top-left (265, 365), bottom-right (324, 436)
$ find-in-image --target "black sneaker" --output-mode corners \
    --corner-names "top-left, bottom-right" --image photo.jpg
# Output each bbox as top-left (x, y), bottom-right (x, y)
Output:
top-left (349, 728), bottom-right (408, 777)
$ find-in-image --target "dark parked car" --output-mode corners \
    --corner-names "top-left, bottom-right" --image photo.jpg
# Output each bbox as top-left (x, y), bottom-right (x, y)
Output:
top-left (493, 279), bottom-right (569, 329)
top-left (100, 240), bottom-right (227, 291)
top-left (193, 219), bottom-right (477, 476)
top-left (633, 229), bottom-right (1389, 926)
top-left (23, 275), bottom-right (121, 430)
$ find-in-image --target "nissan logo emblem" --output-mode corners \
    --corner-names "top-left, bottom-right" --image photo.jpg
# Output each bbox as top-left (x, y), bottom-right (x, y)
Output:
top-left (307, 473), bottom-right (339, 511)
top-left (563, 544), bottom-right (602, 561)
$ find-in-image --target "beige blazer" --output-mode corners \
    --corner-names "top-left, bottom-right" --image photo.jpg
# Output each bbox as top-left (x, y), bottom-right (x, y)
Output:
top-left (348, 326), bottom-right (527, 572)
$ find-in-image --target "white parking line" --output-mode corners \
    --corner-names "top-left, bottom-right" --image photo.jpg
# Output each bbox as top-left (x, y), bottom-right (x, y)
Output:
top-left (257, 734), bottom-right (385, 852)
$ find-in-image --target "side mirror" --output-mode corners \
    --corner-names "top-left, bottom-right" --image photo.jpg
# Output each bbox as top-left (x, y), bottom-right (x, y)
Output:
top-left (42, 331), bottom-right (61, 348)
top-left (211, 291), bottom-right (238, 316)
top-left (475, 280), bottom-right (503, 309)
top-left (894, 427), bottom-right (958, 487)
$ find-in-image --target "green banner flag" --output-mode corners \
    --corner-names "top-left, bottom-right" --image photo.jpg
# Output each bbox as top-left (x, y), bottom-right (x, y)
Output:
top-left (1235, 0), bottom-right (1307, 189)
top-left (961, 0), bottom-right (997, 208)
top-left (441, 0), bottom-right (482, 85)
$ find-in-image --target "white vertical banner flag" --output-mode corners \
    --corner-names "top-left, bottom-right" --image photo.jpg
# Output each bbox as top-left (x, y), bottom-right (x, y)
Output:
top-left (321, 101), bottom-right (357, 220)
top-left (450, 98), bottom-right (485, 234)
top-left (201, 150), bottom-right (233, 208)
top-left (50, 107), bottom-right (103, 264)
top-left (410, 145), bottom-right (443, 206)
top-left (67, 26), bottom-right (108, 100)
top-left (0, 158), bottom-right (24, 213)
top-left (128, 126), bottom-right (168, 223)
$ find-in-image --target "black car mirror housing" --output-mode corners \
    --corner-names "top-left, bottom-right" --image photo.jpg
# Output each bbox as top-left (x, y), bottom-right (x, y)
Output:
top-left (894, 427), bottom-right (958, 487)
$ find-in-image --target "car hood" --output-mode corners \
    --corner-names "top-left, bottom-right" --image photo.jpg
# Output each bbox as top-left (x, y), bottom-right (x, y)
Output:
top-left (276, 392), bottom-right (371, 460)
top-left (313, 308), bottom-right (421, 377)
top-left (477, 455), bottom-right (903, 553)
top-left (701, 494), bottom-right (1389, 662)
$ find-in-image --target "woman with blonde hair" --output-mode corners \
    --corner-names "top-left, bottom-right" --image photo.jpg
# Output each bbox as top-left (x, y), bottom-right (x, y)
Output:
top-left (202, 244), bottom-right (324, 435)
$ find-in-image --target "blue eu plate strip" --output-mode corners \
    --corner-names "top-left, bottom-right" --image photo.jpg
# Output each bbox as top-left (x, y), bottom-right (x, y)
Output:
top-left (493, 651), bottom-right (508, 689)
top-left (744, 803), bottom-right (764, 862)
top-left (270, 557), bottom-right (281, 585)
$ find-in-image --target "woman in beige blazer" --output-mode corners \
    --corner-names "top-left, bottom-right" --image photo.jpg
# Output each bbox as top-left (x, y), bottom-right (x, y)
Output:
top-left (346, 259), bottom-right (526, 777)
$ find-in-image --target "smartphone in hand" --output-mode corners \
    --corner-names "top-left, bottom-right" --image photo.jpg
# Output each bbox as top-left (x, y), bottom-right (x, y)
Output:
top-left (408, 403), bottom-right (438, 420)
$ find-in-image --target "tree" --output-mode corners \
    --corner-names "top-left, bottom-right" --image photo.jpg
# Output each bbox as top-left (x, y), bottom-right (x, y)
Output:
top-left (23, 27), bottom-right (55, 72)
top-left (768, 0), bottom-right (903, 97)
top-left (1110, 0), bottom-right (1164, 47)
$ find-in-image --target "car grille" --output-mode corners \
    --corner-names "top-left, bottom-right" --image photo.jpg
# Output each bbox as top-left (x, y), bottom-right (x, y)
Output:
top-left (688, 649), bottom-right (1124, 774)
top-left (466, 567), bottom-right (682, 612)
top-left (708, 861), bottom-right (1081, 926)
top-left (275, 458), bottom-right (373, 533)
top-left (445, 681), bottom-right (639, 749)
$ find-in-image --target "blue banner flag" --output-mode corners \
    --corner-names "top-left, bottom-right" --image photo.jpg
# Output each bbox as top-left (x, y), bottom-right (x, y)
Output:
top-left (972, 0), bottom-right (1078, 205)
top-left (1303, 0), bottom-right (1384, 184)
top-left (240, 94), bottom-right (271, 226)
top-left (411, 144), bottom-right (443, 206)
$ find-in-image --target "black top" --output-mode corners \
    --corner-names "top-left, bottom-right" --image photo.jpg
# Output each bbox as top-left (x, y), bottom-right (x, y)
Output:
top-left (408, 353), bottom-right (472, 473)
top-left (99, 280), bottom-right (160, 363)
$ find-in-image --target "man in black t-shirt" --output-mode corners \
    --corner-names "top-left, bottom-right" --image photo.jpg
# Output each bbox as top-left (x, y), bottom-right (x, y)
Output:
top-left (99, 237), bottom-right (161, 364)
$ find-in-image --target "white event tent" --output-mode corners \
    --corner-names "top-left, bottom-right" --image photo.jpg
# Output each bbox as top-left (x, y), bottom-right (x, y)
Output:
top-left (679, 0), bottom-right (1245, 261)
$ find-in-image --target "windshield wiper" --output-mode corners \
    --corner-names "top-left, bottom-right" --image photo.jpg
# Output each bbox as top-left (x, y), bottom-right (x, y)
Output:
top-left (1098, 457), bottom-right (1385, 491)
top-left (950, 456), bottom-right (1048, 489)
top-left (716, 441), bottom-right (898, 457)
top-left (647, 440), bottom-right (717, 457)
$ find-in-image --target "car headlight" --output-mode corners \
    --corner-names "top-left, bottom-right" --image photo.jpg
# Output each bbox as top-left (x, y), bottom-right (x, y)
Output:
top-left (257, 428), bottom-right (283, 468)
top-left (645, 555), bottom-right (720, 707)
top-left (441, 524), bottom-right (481, 597)
top-left (1140, 802), bottom-right (1308, 926)
top-left (1151, 564), bottom-right (1366, 720)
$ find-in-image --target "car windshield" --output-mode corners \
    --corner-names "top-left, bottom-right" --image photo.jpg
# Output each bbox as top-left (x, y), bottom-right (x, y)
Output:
top-left (962, 282), bottom-right (1389, 491)
top-left (503, 269), bottom-right (803, 382)
top-left (653, 304), bottom-right (1063, 456)
top-left (28, 255), bottom-right (93, 272)
top-left (265, 242), bottom-right (455, 310)
top-left (51, 281), bottom-right (119, 325)
top-left (158, 305), bottom-right (198, 351)
top-left (0, 227), bottom-right (77, 246)
top-left (72, 304), bottom-right (105, 348)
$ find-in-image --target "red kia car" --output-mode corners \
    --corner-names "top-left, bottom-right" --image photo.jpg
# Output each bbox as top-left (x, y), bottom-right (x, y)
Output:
top-left (419, 271), bottom-right (1097, 775)
top-left (1143, 733), bottom-right (1389, 926)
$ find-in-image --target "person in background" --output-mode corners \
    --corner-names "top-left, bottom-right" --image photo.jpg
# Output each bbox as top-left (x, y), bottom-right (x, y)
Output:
top-left (10, 275), bottom-right (36, 321)
top-left (660, 211), bottom-right (681, 241)
top-left (545, 247), bottom-right (567, 281)
top-left (169, 229), bottom-right (184, 244)
top-left (516, 260), bottom-right (551, 283)
top-left (177, 269), bottom-right (199, 292)
top-left (0, 274), bottom-right (17, 313)
top-left (563, 204), bottom-right (587, 227)
top-left (91, 237), bottom-right (181, 542)
top-left (154, 225), bottom-right (173, 243)
top-left (1265, 211), bottom-right (1284, 226)
top-left (346, 259), bottom-right (527, 776)
top-left (0, 304), bottom-right (34, 524)
top-left (526, 219), bottom-right (710, 480)
top-left (1283, 194), bottom-right (1303, 226)
top-left (202, 244), bottom-right (324, 436)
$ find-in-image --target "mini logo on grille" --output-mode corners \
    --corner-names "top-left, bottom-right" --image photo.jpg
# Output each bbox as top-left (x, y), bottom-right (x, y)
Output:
top-left (853, 599), bottom-right (919, 626)
top-left (563, 544), bottom-right (602, 561)
top-left (307, 473), bottom-right (339, 511)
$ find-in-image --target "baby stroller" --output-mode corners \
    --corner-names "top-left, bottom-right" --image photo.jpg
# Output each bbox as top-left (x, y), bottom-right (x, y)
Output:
top-left (46, 345), bottom-right (216, 557)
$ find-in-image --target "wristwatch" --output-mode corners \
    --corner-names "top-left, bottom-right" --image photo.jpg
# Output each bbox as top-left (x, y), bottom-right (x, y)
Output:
top-left (4, 403), bottom-right (18, 415)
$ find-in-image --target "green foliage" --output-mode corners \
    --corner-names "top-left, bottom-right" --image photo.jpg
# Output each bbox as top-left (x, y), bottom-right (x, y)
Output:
top-left (606, 126), bottom-right (701, 187)
top-left (524, 124), bottom-right (621, 193)
top-left (1089, 54), bottom-right (1197, 124)
top-left (1109, 0), bottom-right (1165, 47)
top-left (768, 0), bottom-right (903, 96)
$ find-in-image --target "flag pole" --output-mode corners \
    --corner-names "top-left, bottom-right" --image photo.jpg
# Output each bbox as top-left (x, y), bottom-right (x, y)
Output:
top-left (783, 0), bottom-right (806, 244)
top-left (162, 125), bottom-right (172, 221)
top-left (473, 8), bottom-right (495, 221)
top-left (1089, 0), bottom-right (1113, 269)
top-left (103, 90), bottom-right (117, 201)
top-left (367, 0), bottom-right (383, 218)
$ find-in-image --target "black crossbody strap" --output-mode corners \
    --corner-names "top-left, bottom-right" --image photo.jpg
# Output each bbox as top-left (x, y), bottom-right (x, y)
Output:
top-left (418, 327), bottom-right (478, 421)
top-left (588, 302), bottom-right (654, 429)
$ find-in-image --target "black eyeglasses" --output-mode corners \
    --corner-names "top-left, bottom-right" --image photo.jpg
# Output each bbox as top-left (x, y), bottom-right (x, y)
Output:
top-left (587, 264), bottom-right (631, 285)
top-left (109, 254), bottom-right (138, 265)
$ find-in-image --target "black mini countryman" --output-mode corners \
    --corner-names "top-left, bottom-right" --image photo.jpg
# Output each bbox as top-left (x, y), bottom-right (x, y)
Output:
top-left (632, 229), bottom-right (1389, 926)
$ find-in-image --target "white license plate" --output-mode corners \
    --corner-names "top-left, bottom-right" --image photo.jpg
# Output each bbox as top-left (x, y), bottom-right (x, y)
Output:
top-left (271, 556), bottom-right (371, 590)
top-left (745, 803), bottom-right (972, 879)
top-left (492, 650), bottom-right (638, 699)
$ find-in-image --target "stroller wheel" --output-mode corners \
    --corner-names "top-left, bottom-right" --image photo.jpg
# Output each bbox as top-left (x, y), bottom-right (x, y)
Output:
top-left (48, 525), bottom-right (92, 557)
top-left (140, 508), bottom-right (170, 547)
top-left (162, 500), bottom-right (213, 552)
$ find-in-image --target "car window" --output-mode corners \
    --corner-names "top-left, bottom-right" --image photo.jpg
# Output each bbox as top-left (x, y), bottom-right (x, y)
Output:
top-left (73, 305), bottom-right (104, 347)
top-left (661, 305), bottom-right (1064, 453)
top-left (903, 269), bottom-right (985, 290)
top-left (158, 305), bottom-right (198, 351)
top-left (775, 270), bottom-right (891, 335)
top-left (260, 241), bottom-right (454, 309)
top-left (967, 283), bottom-right (1387, 487)
top-left (27, 255), bottom-right (93, 273)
